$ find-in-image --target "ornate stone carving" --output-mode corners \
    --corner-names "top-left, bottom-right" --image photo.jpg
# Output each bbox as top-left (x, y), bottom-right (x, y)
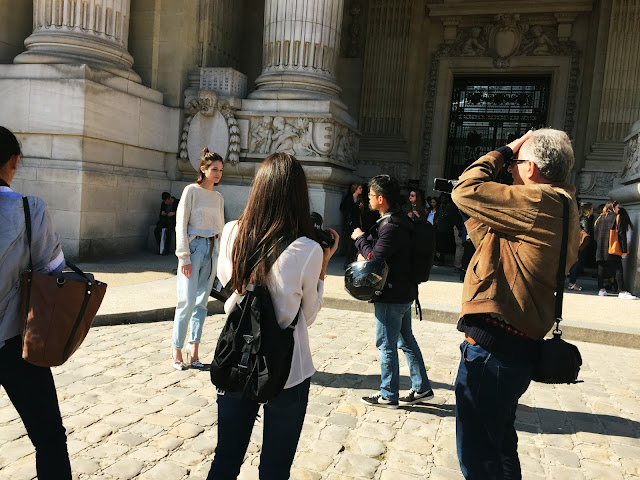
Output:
top-left (622, 134), bottom-right (640, 183)
top-left (577, 171), bottom-right (621, 198)
top-left (488, 14), bottom-right (524, 67)
top-left (420, 15), bottom-right (581, 190)
top-left (180, 89), bottom-right (241, 167)
top-left (521, 25), bottom-right (557, 56)
top-left (345, 0), bottom-right (363, 58)
top-left (461, 26), bottom-right (487, 56)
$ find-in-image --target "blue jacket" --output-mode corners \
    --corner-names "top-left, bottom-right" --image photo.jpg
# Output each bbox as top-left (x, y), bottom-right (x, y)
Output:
top-left (354, 209), bottom-right (415, 304)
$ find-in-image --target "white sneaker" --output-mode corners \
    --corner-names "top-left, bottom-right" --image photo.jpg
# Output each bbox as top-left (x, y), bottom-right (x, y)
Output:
top-left (598, 289), bottom-right (608, 296)
top-left (619, 291), bottom-right (638, 300)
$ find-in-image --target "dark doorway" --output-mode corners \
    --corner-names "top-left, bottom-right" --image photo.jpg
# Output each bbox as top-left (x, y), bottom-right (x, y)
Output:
top-left (444, 76), bottom-right (551, 181)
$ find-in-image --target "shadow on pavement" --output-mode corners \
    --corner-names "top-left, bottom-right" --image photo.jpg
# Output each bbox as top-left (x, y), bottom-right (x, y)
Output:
top-left (311, 371), bottom-right (454, 393)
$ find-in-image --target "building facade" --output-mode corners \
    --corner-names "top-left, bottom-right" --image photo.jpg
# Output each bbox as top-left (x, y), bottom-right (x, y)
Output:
top-left (1, 0), bottom-right (639, 290)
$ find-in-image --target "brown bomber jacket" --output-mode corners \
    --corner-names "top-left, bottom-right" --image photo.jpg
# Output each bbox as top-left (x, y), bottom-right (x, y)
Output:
top-left (451, 151), bottom-right (580, 340)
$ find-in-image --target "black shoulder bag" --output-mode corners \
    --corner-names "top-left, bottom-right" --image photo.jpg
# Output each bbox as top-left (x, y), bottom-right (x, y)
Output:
top-left (531, 195), bottom-right (582, 384)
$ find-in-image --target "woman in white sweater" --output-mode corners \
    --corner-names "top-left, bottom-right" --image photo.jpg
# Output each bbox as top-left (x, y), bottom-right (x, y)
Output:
top-left (207, 152), bottom-right (339, 479)
top-left (172, 148), bottom-right (225, 370)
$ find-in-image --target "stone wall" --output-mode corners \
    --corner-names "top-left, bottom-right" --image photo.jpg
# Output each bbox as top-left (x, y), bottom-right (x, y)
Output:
top-left (0, 1), bottom-right (32, 64)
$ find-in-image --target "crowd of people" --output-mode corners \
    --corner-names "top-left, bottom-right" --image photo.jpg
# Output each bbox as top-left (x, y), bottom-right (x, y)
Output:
top-left (1, 121), bottom-right (637, 480)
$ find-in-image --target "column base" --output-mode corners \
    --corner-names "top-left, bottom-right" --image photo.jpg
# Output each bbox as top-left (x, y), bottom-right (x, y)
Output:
top-left (0, 64), bottom-right (179, 260)
top-left (14, 31), bottom-right (141, 83)
top-left (249, 71), bottom-right (346, 109)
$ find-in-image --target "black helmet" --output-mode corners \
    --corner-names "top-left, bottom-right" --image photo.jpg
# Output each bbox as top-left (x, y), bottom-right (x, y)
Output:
top-left (344, 259), bottom-right (389, 301)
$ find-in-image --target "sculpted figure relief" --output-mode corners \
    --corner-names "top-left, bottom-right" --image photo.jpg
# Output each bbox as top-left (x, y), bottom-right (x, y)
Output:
top-left (272, 117), bottom-right (301, 154)
top-left (461, 27), bottom-right (486, 56)
top-left (522, 25), bottom-right (554, 55)
top-left (622, 136), bottom-right (640, 180)
top-left (250, 116), bottom-right (274, 153)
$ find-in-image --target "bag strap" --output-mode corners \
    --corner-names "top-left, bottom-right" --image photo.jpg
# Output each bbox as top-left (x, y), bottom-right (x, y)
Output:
top-left (22, 197), bottom-right (33, 348)
top-left (554, 195), bottom-right (570, 330)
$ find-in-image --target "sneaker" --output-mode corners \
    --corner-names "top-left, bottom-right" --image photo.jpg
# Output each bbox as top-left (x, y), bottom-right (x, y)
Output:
top-left (361, 393), bottom-right (398, 409)
top-left (619, 291), bottom-right (638, 300)
top-left (598, 289), bottom-right (608, 296)
top-left (399, 389), bottom-right (435, 405)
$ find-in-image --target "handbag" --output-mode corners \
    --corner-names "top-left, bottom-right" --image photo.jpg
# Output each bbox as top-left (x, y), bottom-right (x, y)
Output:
top-left (20, 198), bottom-right (108, 367)
top-left (608, 215), bottom-right (623, 256)
top-left (578, 230), bottom-right (590, 251)
top-left (531, 195), bottom-right (582, 384)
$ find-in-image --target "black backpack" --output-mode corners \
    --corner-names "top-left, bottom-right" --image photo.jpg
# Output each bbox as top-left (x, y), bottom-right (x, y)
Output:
top-left (210, 243), bottom-right (298, 403)
top-left (378, 212), bottom-right (436, 319)
top-left (378, 212), bottom-right (436, 284)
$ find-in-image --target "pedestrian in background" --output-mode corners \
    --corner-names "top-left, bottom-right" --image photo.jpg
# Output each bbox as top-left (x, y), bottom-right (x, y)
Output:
top-left (594, 200), bottom-right (636, 299)
top-left (567, 201), bottom-right (593, 291)
top-left (154, 191), bottom-right (178, 255)
top-left (171, 148), bottom-right (225, 370)
top-left (0, 126), bottom-right (72, 479)
top-left (340, 183), bottom-right (364, 266)
top-left (209, 152), bottom-right (339, 479)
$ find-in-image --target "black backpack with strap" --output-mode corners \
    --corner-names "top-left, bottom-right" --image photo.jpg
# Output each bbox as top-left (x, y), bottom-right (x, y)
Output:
top-left (210, 238), bottom-right (298, 403)
top-left (378, 211), bottom-right (436, 319)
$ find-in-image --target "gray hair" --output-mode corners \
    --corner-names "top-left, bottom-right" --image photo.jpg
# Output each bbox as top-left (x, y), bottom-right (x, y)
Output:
top-left (527, 129), bottom-right (574, 182)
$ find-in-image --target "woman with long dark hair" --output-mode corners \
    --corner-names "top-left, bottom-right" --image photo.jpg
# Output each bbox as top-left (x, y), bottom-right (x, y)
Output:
top-left (209, 152), bottom-right (339, 479)
top-left (172, 148), bottom-right (225, 370)
top-left (0, 126), bottom-right (72, 478)
top-left (594, 200), bottom-right (636, 299)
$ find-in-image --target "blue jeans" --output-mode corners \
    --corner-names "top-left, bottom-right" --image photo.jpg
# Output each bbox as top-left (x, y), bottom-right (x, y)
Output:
top-left (375, 302), bottom-right (431, 401)
top-left (0, 336), bottom-right (71, 479)
top-left (208, 377), bottom-right (311, 479)
top-left (455, 340), bottom-right (534, 480)
top-left (172, 236), bottom-right (219, 349)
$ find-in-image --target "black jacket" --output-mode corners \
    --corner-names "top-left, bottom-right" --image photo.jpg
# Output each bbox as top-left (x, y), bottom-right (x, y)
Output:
top-left (354, 208), bottom-right (415, 304)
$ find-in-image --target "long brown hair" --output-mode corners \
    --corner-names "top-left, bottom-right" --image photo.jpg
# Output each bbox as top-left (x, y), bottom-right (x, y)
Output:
top-left (196, 147), bottom-right (223, 184)
top-left (230, 152), bottom-right (314, 293)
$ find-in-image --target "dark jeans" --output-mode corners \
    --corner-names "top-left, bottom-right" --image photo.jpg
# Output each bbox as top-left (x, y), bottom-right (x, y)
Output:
top-left (154, 221), bottom-right (175, 253)
top-left (208, 377), bottom-right (311, 480)
top-left (597, 257), bottom-right (624, 291)
top-left (568, 249), bottom-right (587, 284)
top-left (0, 336), bottom-right (71, 479)
top-left (455, 340), bottom-right (533, 480)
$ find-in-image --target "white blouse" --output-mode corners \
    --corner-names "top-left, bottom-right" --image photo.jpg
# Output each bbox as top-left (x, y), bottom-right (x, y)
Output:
top-left (216, 221), bottom-right (324, 389)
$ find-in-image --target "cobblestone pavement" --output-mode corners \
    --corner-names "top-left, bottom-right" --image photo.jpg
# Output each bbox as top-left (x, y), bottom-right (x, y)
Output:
top-left (1, 308), bottom-right (640, 480)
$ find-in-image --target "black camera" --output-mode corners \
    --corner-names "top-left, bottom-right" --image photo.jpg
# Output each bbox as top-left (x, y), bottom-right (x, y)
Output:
top-left (311, 212), bottom-right (335, 249)
top-left (434, 178), bottom-right (458, 194)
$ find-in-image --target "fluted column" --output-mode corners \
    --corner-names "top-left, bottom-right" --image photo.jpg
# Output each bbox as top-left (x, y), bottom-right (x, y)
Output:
top-left (14, 0), bottom-right (140, 82)
top-left (250, 0), bottom-right (345, 101)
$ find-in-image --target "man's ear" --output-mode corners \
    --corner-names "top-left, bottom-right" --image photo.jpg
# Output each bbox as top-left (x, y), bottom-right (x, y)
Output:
top-left (525, 161), bottom-right (537, 181)
top-left (10, 154), bottom-right (19, 171)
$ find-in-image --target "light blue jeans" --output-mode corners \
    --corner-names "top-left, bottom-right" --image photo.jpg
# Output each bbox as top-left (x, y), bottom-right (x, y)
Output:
top-left (172, 236), bottom-right (219, 349)
top-left (375, 302), bottom-right (431, 401)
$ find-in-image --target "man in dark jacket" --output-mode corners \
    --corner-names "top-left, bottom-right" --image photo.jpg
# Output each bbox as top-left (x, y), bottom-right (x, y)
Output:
top-left (154, 192), bottom-right (178, 254)
top-left (351, 174), bottom-right (433, 408)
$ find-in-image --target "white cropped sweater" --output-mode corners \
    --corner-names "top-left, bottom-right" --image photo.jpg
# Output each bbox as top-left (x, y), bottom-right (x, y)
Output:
top-left (175, 183), bottom-right (225, 267)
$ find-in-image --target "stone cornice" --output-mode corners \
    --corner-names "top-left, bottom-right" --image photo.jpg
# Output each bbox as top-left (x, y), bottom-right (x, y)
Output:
top-left (426, 1), bottom-right (594, 17)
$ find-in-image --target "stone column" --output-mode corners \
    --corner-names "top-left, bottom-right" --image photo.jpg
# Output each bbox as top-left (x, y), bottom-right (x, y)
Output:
top-left (578, 0), bottom-right (640, 201)
top-left (250, 0), bottom-right (345, 101)
top-left (14, 0), bottom-right (141, 82)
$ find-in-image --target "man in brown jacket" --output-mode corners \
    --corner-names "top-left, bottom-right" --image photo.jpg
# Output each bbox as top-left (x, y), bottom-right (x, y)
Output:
top-left (451, 129), bottom-right (579, 480)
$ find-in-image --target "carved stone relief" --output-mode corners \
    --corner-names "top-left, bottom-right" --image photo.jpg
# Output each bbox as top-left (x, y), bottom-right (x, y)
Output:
top-left (345, 0), bottom-right (363, 58)
top-left (622, 134), bottom-right (640, 183)
top-left (420, 13), bottom-right (582, 189)
top-left (180, 89), bottom-right (242, 168)
top-left (245, 116), bottom-right (357, 166)
top-left (576, 171), bottom-right (621, 198)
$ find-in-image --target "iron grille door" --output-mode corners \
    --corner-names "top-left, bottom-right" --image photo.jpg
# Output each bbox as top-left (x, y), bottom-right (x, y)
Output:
top-left (445, 77), bottom-right (551, 181)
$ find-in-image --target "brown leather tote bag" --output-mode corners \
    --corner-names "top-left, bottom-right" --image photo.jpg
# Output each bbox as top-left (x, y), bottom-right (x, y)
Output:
top-left (20, 198), bottom-right (107, 367)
